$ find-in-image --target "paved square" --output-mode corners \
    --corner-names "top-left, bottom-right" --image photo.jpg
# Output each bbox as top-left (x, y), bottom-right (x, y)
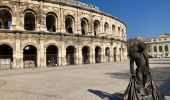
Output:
top-left (0, 58), bottom-right (170, 100)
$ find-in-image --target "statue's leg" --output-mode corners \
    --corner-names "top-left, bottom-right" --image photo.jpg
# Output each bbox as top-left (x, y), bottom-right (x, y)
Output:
top-left (136, 69), bottom-right (144, 95)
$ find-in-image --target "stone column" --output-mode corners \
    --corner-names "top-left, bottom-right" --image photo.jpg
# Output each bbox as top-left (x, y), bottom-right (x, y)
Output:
top-left (89, 15), bottom-right (94, 36)
top-left (75, 48), bottom-right (79, 65)
top-left (20, 51), bottom-right (24, 68)
top-left (157, 45), bottom-right (159, 57)
top-left (57, 46), bottom-right (61, 66)
top-left (61, 44), bottom-right (66, 66)
top-left (91, 45), bottom-right (95, 64)
top-left (75, 10), bottom-right (81, 35)
top-left (162, 45), bottom-right (165, 57)
top-left (78, 45), bottom-right (82, 65)
top-left (14, 34), bottom-right (22, 69)
top-left (37, 50), bottom-right (41, 68)
top-left (40, 35), bottom-right (46, 67)
top-left (101, 47), bottom-right (104, 63)
top-left (58, 7), bottom-right (66, 33)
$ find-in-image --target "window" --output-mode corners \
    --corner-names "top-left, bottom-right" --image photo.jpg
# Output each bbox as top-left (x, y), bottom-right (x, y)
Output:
top-left (94, 20), bottom-right (100, 36)
top-left (65, 15), bottom-right (74, 34)
top-left (165, 45), bottom-right (168, 52)
top-left (154, 46), bottom-right (157, 52)
top-left (0, 8), bottom-right (12, 29)
top-left (46, 13), bottom-right (56, 32)
top-left (81, 18), bottom-right (88, 35)
top-left (159, 46), bottom-right (162, 52)
top-left (24, 11), bottom-right (36, 31)
top-left (104, 22), bottom-right (109, 34)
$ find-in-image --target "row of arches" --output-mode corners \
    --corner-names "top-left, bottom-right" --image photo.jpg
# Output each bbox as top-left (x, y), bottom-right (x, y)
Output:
top-left (0, 44), bottom-right (123, 69)
top-left (0, 7), bottom-right (125, 36)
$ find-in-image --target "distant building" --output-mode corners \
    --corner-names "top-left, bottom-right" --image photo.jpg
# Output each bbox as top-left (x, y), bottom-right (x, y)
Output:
top-left (144, 34), bottom-right (170, 58)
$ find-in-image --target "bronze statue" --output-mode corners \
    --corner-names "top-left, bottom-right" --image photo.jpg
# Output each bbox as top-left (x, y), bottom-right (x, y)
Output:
top-left (123, 42), bottom-right (166, 100)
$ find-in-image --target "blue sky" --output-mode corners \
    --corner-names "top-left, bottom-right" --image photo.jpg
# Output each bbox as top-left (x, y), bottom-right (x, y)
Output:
top-left (80, 0), bottom-right (170, 39)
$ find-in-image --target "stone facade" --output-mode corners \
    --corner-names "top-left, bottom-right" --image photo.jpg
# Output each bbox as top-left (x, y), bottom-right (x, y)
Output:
top-left (144, 34), bottom-right (170, 58)
top-left (0, 0), bottom-right (127, 69)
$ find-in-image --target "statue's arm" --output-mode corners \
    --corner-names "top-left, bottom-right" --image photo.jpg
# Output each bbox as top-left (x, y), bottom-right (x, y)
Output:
top-left (130, 59), bottom-right (135, 76)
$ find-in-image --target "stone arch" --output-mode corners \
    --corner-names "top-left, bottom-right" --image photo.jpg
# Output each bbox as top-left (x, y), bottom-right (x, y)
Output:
top-left (0, 42), bottom-right (14, 51)
top-left (22, 42), bottom-right (40, 51)
top-left (66, 45), bottom-right (76, 65)
top-left (81, 18), bottom-right (89, 35)
top-left (46, 45), bottom-right (58, 67)
top-left (112, 24), bottom-right (116, 34)
top-left (104, 22), bottom-right (109, 34)
top-left (24, 9), bottom-right (37, 31)
top-left (0, 44), bottom-right (13, 69)
top-left (65, 15), bottom-right (75, 34)
top-left (105, 47), bottom-right (110, 62)
top-left (0, 7), bottom-right (12, 29)
top-left (82, 46), bottom-right (90, 64)
top-left (95, 46), bottom-right (101, 63)
top-left (46, 12), bottom-right (57, 32)
top-left (94, 20), bottom-right (100, 36)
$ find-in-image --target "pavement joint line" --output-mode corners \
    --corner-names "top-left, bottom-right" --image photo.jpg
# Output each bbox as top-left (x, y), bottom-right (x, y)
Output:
top-left (0, 80), bottom-right (7, 87)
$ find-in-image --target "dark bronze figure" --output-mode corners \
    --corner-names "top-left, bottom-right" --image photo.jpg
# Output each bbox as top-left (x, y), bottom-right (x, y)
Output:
top-left (123, 42), bottom-right (166, 100)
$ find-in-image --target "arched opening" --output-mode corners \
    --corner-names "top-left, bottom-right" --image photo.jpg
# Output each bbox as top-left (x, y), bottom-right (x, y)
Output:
top-left (24, 11), bottom-right (36, 31)
top-left (95, 46), bottom-right (101, 63)
top-left (23, 45), bottom-right (37, 68)
top-left (104, 22), bottom-right (109, 34)
top-left (118, 27), bottom-right (121, 34)
top-left (113, 47), bottom-right (117, 62)
top-left (81, 18), bottom-right (88, 35)
top-left (0, 44), bottom-right (13, 69)
top-left (46, 13), bottom-right (56, 32)
top-left (46, 45), bottom-right (58, 67)
top-left (0, 9), bottom-right (12, 29)
top-left (94, 20), bottom-right (100, 36)
top-left (82, 46), bottom-right (90, 64)
top-left (112, 24), bottom-right (115, 34)
top-left (65, 15), bottom-right (74, 34)
top-left (105, 47), bottom-right (110, 63)
top-left (66, 46), bottom-right (76, 65)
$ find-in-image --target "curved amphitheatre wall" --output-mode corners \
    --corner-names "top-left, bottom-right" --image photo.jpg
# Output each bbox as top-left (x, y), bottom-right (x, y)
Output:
top-left (0, 0), bottom-right (127, 69)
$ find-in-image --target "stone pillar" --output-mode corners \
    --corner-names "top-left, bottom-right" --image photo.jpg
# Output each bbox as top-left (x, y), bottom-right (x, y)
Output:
top-left (78, 45), bottom-right (82, 65)
top-left (101, 47), bottom-right (104, 63)
top-left (14, 34), bottom-right (22, 69)
top-left (37, 50), bottom-right (41, 68)
top-left (75, 10), bottom-right (81, 35)
top-left (40, 35), bottom-right (46, 67)
top-left (61, 44), bottom-right (66, 66)
top-left (38, 1), bottom-right (47, 32)
top-left (57, 46), bottom-right (61, 66)
top-left (91, 46), bottom-right (95, 64)
top-left (20, 51), bottom-right (24, 68)
top-left (89, 15), bottom-right (94, 36)
top-left (100, 19), bottom-right (104, 35)
top-left (58, 7), bottom-right (66, 33)
top-left (75, 48), bottom-right (79, 65)
top-left (162, 45), bottom-right (165, 57)
top-left (157, 45), bottom-right (159, 57)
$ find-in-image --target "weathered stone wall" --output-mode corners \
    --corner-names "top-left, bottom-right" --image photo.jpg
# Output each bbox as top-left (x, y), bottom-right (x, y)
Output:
top-left (0, 0), bottom-right (127, 69)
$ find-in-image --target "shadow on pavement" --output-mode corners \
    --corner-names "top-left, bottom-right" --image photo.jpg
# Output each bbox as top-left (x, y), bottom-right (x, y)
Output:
top-left (105, 66), bottom-right (170, 96)
top-left (88, 89), bottom-right (123, 100)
